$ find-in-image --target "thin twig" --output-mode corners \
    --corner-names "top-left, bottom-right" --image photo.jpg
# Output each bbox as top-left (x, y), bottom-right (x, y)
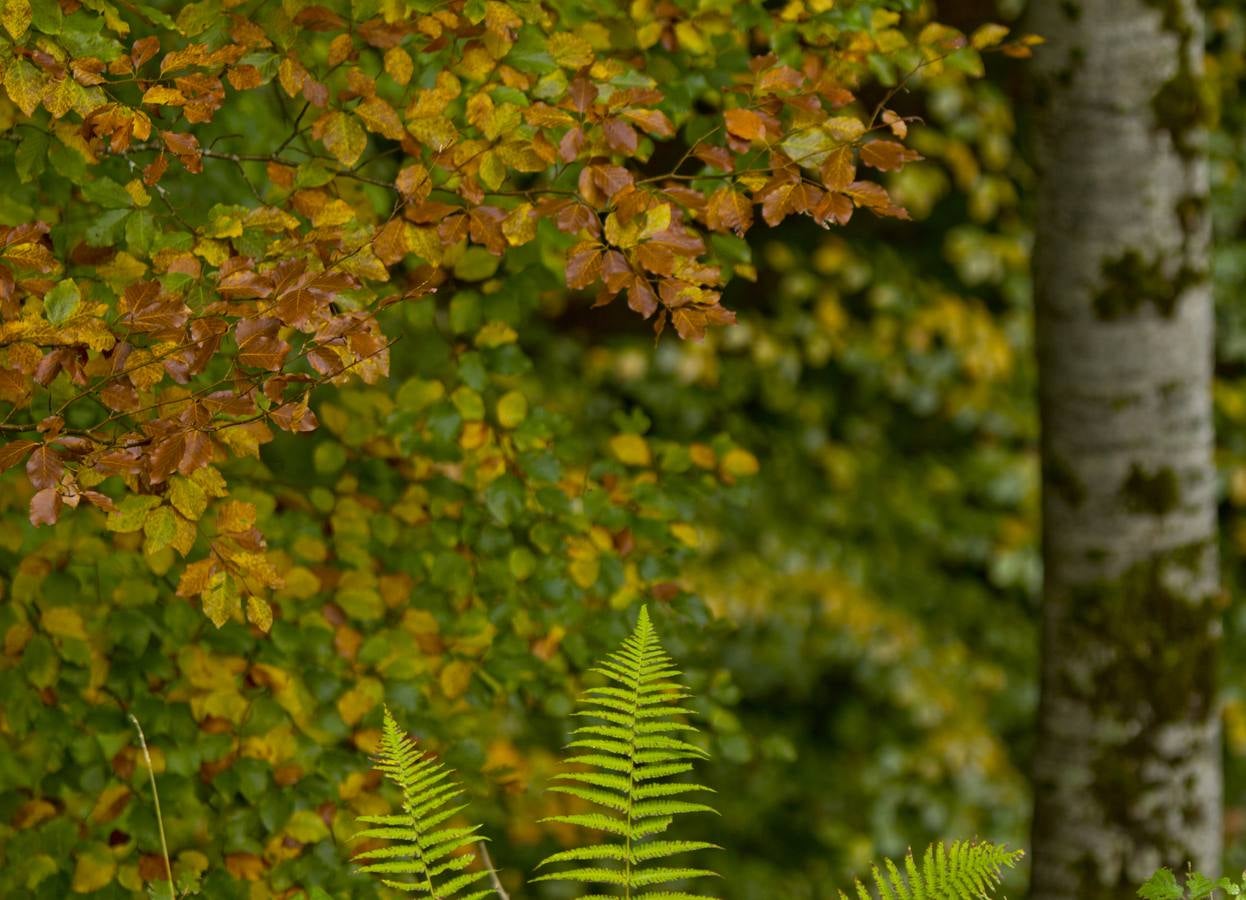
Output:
top-left (128, 713), bottom-right (176, 900)
top-left (479, 841), bottom-right (510, 900)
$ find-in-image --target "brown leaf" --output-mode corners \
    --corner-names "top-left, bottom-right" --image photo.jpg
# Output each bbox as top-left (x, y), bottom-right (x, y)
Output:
top-left (672, 307), bottom-right (706, 341)
top-left (603, 119), bottom-right (638, 155)
top-left (706, 187), bottom-right (753, 237)
top-left (821, 146), bottom-right (856, 193)
top-left (26, 445), bottom-right (63, 490)
top-left (0, 439), bottom-right (37, 472)
top-left (627, 279), bottom-right (659, 319)
top-left (565, 243), bottom-right (605, 290)
top-left (725, 108), bottom-right (766, 142)
top-left (602, 250), bottom-right (633, 293)
top-left (30, 488), bottom-right (61, 527)
top-left (622, 108), bottom-right (675, 138)
top-left (860, 139), bottom-right (922, 172)
top-left (813, 191), bottom-right (854, 226)
top-left (235, 318), bottom-right (291, 371)
top-left (569, 77), bottom-right (597, 114)
top-left (271, 401), bottom-right (318, 433)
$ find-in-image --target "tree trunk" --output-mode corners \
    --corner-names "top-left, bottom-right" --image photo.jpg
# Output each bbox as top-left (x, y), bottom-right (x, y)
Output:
top-left (1028, 0), bottom-right (1221, 897)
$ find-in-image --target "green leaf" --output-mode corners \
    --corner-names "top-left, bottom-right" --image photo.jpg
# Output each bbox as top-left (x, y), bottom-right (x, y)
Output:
top-left (143, 505), bottom-right (177, 554)
top-left (15, 128), bottom-right (48, 183)
top-left (1138, 869), bottom-right (1183, 900)
top-left (106, 494), bottom-right (161, 533)
top-left (44, 279), bottom-right (81, 325)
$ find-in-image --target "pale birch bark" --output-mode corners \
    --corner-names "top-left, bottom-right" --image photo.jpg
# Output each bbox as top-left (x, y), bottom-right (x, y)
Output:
top-left (1028, 0), bottom-right (1221, 896)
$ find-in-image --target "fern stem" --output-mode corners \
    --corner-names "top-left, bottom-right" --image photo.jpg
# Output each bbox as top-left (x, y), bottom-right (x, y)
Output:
top-left (129, 713), bottom-right (176, 900)
top-left (479, 841), bottom-right (510, 900)
top-left (622, 650), bottom-right (642, 900)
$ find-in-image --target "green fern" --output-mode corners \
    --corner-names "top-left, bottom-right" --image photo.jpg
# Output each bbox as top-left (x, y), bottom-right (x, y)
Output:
top-left (1138, 866), bottom-right (1246, 899)
top-left (840, 841), bottom-right (1023, 900)
top-left (351, 708), bottom-right (496, 899)
top-left (533, 605), bottom-right (720, 899)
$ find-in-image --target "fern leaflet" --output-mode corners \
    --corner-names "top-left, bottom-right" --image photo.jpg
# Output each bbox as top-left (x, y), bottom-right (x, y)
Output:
top-left (352, 707), bottom-right (496, 899)
top-left (534, 605), bottom-right (720, 899)
top-left (840, 841), bottom-right (1023, 900)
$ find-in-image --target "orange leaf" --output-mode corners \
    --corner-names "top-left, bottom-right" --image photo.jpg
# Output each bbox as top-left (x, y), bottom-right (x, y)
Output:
top-left (860, 139), bottom-right (923, 172)
top-left (706, 187), bottom-right (753, 236)
top-left (821, 146), bottom-right (856, 193)
top-left (725, 108), bottom-right (766, 142)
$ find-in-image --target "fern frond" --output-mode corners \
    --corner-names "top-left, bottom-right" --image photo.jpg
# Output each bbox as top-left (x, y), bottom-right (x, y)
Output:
top-left (839, 841), bottom-right (1023, 900)
top-left (534, 605), bottom-right (720, 898)
top-left (352, 707), bottom-right (496, 900)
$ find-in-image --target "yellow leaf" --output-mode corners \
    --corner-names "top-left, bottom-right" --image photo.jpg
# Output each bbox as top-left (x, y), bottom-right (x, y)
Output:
top-left (549, 32), bottom-right (595, 69)
top-left (384, 46), bottom-right (413, 85)
top-left (477, 149), bottom-right (506, 191)
top-left (3, 58), bottom-right (42, 117)
top-left (336, 677), bottom-right (383, 726)
top-left (971, 23), bottom-right (1010, 49)
top-left (124, 179), bottom-right (151, 207)
top-left (440, 659), bottom-right (473, 699)
top-left (72, 844), bottom-right (116, 894)
top-left (670, 522), bottom-right (700, 548)
top-left (503, 202), bottom-right (536, 247)
top-left (720, 447), bottom-right (760, 478)
top-left (283, 809), bottom-right (330, 844)
top-left (141, 85), bottom-right (186, 106)
top-left (168, 475), bottom-right (207, 520)
top-left (1, 0), bottom-right (30, 39)
top-left (496, 390), bottom-right (527, 428)
top-left (217, 500), bottom-right (256, 533)
top-left (203, 571), bottom-right (241, 628)
top-left (569, 554), bottom-right (599, 589)
top-left (609, 433), bottom-right (651, 467)
top-left (89, 785), bottom-right (131, 824)
top-left (41, 607), bottom-right (87, 640)
top-left (475, 321), bottom-right (517, 348)
top-left (315, 110), bottom-right (367, 167)
top-left (246, 595), bottom-right (273, 633)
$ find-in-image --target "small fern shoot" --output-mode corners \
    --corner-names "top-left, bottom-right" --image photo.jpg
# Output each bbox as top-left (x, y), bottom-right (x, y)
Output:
top-left (352, 708), bottom-right (496, 899)
top-left (534, 605), bottom-right (720, 898)
top-left (841, 841), bottom-right (1023, 900)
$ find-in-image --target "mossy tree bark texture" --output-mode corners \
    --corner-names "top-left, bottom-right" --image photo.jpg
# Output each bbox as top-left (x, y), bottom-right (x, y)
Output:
top-left (1028, 0), bottom-right (1221, 897)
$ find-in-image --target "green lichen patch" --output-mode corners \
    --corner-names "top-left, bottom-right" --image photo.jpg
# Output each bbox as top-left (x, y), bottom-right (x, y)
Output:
top-left (1092, 249), bottom-right (1206, 319)
top-left (1120, 463), bottom-right (1181, 515)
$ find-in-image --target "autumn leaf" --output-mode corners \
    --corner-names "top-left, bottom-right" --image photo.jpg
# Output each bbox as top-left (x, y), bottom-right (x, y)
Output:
top-left (1, 0), bottom-right (31, 40)
top-left (566, 242), bottom-right (605, 290)
top-left (0, 439), bottom-right (36, 472)
top-left (822, 146), bottom-right (856, 193)
top-left (25, 444), bottom-right (62, 490)
top-left (706, 187), bottom-right (754, 236)
top-left (313, 110), bottom-right (367, 167)
top-left (725, 108), bottom-right (767, 142)
top-left (30, 487), bottom-right (61, 527)
top-left (861, 140), bottom-right (923, 172)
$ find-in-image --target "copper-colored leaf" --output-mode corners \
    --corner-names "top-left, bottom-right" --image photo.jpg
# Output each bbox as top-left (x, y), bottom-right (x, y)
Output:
top-left (30, 487), bottom-right (61, 527)
top-left (822, 146), bottom-right (856, 193)
top-left (725, 108), bottom-right (766, 142)
top-left (706, 187), bottom-right (753, 237)
top-left (565, 242), bottom-right (605, 290)
top-left (25, 444), bottom-right (63, 490)
top-left (0, 438), bottom-right (37, 472)
top-left (860, 139), bottom-right (923, 172)
top-left (622, 108), bottom-right (675, 138)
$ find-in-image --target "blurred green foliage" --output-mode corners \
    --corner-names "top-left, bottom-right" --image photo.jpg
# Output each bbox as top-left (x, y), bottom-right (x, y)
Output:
top-left (4, 0), bottom-right (1246, 899)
